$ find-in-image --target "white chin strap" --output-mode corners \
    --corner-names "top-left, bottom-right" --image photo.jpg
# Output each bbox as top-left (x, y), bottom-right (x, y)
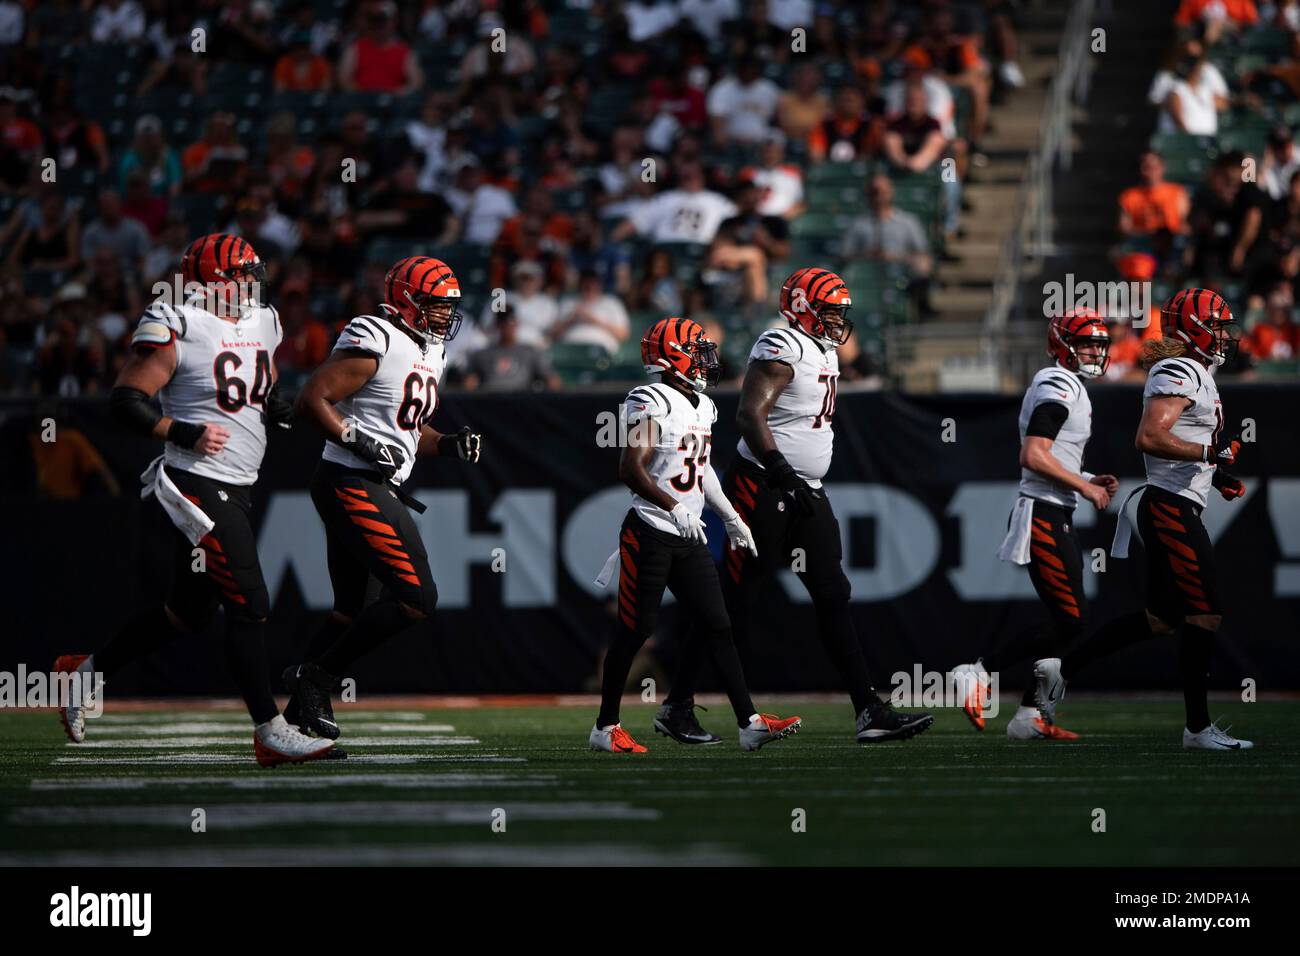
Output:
top-left (1077, 361), bottom-right (1104, 378)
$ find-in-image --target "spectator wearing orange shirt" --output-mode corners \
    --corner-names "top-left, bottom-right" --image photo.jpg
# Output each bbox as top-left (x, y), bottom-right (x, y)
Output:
top-left (1174, 0), bottom-right (1258, 44)
top-left (1119, 151), bottom-right (1190, 276)
top-left (903, 7), bottom-right (990, 146)
top-left (1119, 152), bottom-right (1190, 236)
top-left (0, 87), bottom-right (43, 191)
top-left (274, 31), bottom-right (333, 93)
top-left (182, 112), bottom-right (249, 195)
top-left (1247, 280), bottom-right (1299, 362)
top-left (26, 408), bottom-right (121, 500)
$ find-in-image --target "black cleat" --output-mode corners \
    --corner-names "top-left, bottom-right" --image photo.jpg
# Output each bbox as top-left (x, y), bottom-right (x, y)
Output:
top-left (653, 700), bottom-right (724, 745)
top-left (281, 663), bottom-right (342, 740)
top-left (855, 703), bottom-right (934, 743)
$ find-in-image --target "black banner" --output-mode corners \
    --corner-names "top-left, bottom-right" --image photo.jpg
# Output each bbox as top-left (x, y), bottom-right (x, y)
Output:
top-left (2, 384), bottom-right (1297, 694)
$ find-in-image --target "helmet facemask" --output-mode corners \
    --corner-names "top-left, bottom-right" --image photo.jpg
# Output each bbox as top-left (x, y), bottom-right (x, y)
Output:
top-left (810, 302), bottom-right (854, 347)
top-left (1066, 331), bottom-right (1110, 378)
top-left (392, 290), bottom-right (462, 346)
top-left (681, 337), bottom-right (722, 391)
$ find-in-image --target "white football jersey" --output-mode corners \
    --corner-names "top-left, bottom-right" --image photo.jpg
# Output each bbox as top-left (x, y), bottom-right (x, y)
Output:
top-left (133, 299), bottom-right (282, 486)
top-left (736, 326), bottom-right (838, 486)
top-left (321, 315), bottom-right (446, 485)
top-left (623, 382), bottom-right (716, 536)
top-left (1017, 363), bottom-right (1093, 508)
top-left (1142, 356), bottom-right (1222, 507)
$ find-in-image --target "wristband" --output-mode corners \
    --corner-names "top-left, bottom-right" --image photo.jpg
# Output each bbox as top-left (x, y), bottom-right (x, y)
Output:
top-left (1202, 444), bottom-right (1210, 463)
top-left (1081, 471), bottom-right (1095, 483)
top-left (437, 433), bottom-right (458, 457)
top-left (760, 448), bottom-right (793, 473)
top-left (167, 419), bottom-right (207, 449)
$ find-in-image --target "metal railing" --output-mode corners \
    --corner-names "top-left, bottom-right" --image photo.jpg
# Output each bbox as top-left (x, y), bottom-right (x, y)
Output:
top-left (986, 0), bottom-right (1098, 336)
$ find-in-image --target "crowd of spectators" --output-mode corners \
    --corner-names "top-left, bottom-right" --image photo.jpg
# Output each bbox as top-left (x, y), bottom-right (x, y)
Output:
top-left (0, 0), bottom-right (1029, 397)
top-left (1107, 0), bottom-right (1300, 380)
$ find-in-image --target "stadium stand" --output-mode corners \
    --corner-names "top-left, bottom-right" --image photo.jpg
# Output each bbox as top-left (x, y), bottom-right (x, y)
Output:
top-left (0, 0), bottom-right (1043, 397)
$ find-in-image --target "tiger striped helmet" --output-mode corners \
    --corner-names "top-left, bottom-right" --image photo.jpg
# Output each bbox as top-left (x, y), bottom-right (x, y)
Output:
top-left (779, 267), bottom-right (854, 347)
top-left (1048, 307), bottom-right (1110, 378)
top-left (383, 256), bottom-right (463, 344)
top-left (641, 316), bottom-right (721, 390)
top-left (1160, 287), bottom-right (1238, 367)
top-left (180, 233), bottom-right (264, 286)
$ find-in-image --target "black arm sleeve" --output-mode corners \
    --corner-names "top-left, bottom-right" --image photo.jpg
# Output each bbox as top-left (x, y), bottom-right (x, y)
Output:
top-left (109, 386), bottom-right (163, 437)
top-left (1025, 401), bottom-right (1069, 440)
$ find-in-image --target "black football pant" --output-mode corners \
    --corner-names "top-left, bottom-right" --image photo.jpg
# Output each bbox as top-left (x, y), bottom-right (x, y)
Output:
top-left (306, 461), bottom-right (438, 676)
top-left (96, 465), bottom-right (278, 724)
top-left (598, 511), bottom-right (756, 728)
top-left (667, 456), bottom-right (880, 716)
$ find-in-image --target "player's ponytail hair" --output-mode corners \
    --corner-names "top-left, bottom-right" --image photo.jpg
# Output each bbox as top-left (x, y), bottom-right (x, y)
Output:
top-left (1139, 337), bottom-right (1188, 369)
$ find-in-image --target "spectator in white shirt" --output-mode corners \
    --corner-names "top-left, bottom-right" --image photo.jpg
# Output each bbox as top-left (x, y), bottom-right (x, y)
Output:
top-left (707, 56), bottom-right (782, 145)
top-left (744, 129), bottom-right (805, 218)
top-left (1151, 42), bottom-right (1228, 137)
top-left (553, 270), bottom-right (630, 355)
top-left (453, 164), bottom-right (518, 246)
top-left (0, 1), bottom-right (23, 46)
top-left (679, 0), bottom-right (741, 41)
top-left (624, 1), bottom-right (679, 43)
top-left (91, 0), bottom-right (145, 44)
top-left (1262, 126), bottom-right (1300, 200)
top-left (612, 162), bottom-right (737, 246)
top-left (495, 260), bottom-right (559, 348)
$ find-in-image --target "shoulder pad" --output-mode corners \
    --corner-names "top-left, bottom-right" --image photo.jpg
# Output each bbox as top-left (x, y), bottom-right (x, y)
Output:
top-left (334, 315), bottom-right (391, 356)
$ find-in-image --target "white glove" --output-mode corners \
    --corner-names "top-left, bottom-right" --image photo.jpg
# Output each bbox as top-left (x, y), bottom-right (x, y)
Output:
top-left (723, 513), bottom-right (758, 557)
top-left (669, 502), bottom-right (707, 544)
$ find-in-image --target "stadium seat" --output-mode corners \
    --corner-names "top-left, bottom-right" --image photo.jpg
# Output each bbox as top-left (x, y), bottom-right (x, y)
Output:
top-left (551, 342), bottom-right (614, 386)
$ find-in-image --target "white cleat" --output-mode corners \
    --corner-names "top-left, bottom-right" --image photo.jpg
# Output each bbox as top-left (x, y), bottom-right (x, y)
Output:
top-left (53, 653), bottom-right (98, 744)
top-left (1183, 722), bottom-right (1253, 751)
top-left (739, 713), bottom-right (801, 752)
top-left (588, 723), bottom-right (647, 753)
top-left (952, 661), bottom-right (991, 730)
top-left (1033, 657), bottom-right (1066, 724)
top-left (1006, 704), bottom-right (1080, 741)
top-left (254, 715), bottom-right (336, 767)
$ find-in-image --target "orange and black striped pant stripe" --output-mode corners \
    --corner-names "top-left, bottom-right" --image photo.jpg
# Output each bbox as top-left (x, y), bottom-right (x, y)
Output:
top-left (310, 462), bottom-right (436, 617)
top-left (1023, 499), bottom-right (1087, 636)
top-left (1136, 485), bottom-right (1220, 622)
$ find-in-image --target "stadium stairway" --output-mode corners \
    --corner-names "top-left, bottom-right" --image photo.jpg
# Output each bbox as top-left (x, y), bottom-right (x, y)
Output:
top-left (895, 2), bottom-right (1072, 391)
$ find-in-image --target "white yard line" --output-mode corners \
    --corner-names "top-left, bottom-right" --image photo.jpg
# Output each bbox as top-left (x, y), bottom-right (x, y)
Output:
top-left (93, 711), bottom-right (430, 723)
top-left (71, 736), bottom-right (480, 748)
top-left (11, 801), bottom-right (660, 827)
top-left (85, 723), bottom-right (456, 735)
top-left (51, 753), bottom-right (526, 766)
top-left (31, 772), bottom-right (554, 791)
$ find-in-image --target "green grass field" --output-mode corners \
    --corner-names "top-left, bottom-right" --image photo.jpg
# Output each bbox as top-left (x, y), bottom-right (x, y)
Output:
top-left (1, 697), bottom-right (1297, 866)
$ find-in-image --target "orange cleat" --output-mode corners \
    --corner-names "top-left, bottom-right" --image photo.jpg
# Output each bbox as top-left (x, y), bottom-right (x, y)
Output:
top-left (52, 654), bottom-right (92, 743)
top-left (589, 723), bottom-right (648, 753)
top-left (740, 713), bottom-right (802, 751)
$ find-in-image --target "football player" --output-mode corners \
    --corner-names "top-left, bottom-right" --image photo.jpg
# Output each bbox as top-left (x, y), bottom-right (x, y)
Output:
top-left (56, 234), bottom-right (334, 767)
top-left (954, 308), bottom-right (1118, 740)
top-left (591, 317), bottom-right (802, 753)
top-left (283, 256), bottom-right (480, 740)
top-left (659, 268), bottom-right (934, 744)
top-left (1124, 288), bottom-right (1250, 749)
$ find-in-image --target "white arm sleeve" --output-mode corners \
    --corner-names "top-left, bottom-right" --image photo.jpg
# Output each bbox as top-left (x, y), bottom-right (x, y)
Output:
top-left (701, 464), bottom-right (738, 523)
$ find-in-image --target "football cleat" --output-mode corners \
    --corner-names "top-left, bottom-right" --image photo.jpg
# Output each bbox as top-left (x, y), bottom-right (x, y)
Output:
top-left (53, 654), bottom-right (97, 744)
top-left (1032, 657), bottom-right (1067, 724)
top-left (589, 723), bottom-right (648, 753)
top-left (739, 713), bottom-right (802, 751)
top-left (951, 662), bottom-right (990, 731)
top-left (855, 702), bottom-right (934, 743)
top-left (281, 663), bottom-right (341, 739)
top-left (1006, 705), bottom-right (1079, 740)
top-left (653, 700), bottom-right (723, 745)
top-left (254, 715), bottom-right (336, 767)
top-left (1183, 722), bottom-right (1253, 751)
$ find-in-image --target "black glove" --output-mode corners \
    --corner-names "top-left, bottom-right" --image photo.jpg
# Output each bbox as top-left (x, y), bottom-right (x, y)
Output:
top-left (350, 430), bottom-right (406, 482)
top-left (761, 449), bottom-right (823, 517)
top-left (1209, 433), bottom-right (1241, 466)
top-left (264, 382), bottom-right (294, 430)
top-left (1212, 468), bottom-right (1245, 501)
top-left (437, 426), bottom-right (481, 463)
